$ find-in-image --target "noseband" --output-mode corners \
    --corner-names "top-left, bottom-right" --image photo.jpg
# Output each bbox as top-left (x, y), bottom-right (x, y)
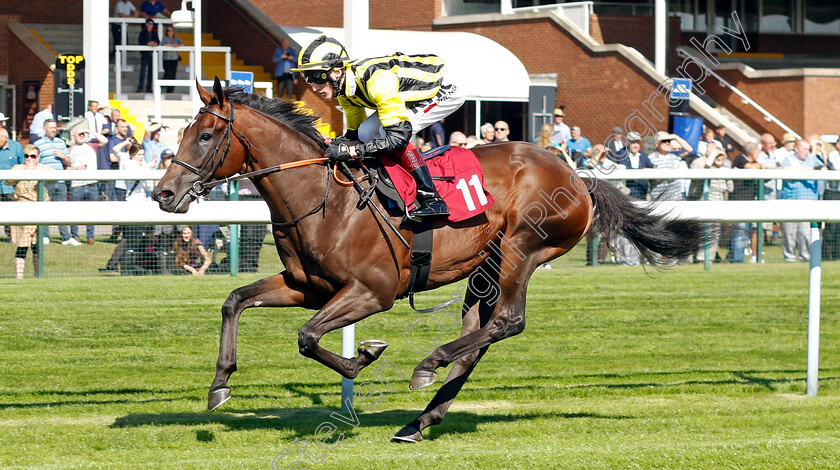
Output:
top-left (171, 101), bottom-right (256, 199)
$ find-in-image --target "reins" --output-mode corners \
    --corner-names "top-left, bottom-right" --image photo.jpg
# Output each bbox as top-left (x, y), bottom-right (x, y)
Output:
top-left (171, 99), bottom-right (366, 228)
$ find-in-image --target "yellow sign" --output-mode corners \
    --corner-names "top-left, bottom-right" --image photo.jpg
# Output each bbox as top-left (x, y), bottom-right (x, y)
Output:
top-left (55, 54), bottom-right (85, 86)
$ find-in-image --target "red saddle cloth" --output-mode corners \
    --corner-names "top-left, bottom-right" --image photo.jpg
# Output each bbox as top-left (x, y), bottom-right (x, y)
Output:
top-left (379, 146), bottom-right (495, 222)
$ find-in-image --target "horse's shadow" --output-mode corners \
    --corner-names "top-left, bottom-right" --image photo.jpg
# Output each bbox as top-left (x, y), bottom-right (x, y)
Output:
top-left (110, 406), bottom-right (631, 441)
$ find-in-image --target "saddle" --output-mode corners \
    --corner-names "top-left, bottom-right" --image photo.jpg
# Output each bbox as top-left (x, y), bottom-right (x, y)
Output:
top-left (347, 145), bottom-right (494, 311)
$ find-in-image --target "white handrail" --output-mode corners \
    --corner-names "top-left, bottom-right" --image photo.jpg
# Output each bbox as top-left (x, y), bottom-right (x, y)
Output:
top-left (676, 48), bottom-right (802, 140)
top-left (114, 44), bottom-right (231, 101)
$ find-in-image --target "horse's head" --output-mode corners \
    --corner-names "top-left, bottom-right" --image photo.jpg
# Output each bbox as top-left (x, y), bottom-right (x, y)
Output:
top-left (153, 77), bottom-right (250, 213)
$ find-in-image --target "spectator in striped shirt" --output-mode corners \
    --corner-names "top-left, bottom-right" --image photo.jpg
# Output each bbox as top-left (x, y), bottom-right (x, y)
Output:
top-left (647, 131), bottom-right (692, 202)
top-left (34, 119), bottom-right (75, 244)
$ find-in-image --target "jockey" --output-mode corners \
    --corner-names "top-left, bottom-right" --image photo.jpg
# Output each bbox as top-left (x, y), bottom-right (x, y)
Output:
top-left (291, 35), bottom-right (465, 220)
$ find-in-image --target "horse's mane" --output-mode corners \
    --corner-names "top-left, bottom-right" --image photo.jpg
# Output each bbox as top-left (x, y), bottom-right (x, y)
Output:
top-left (225, 89), bottom-right (327, 150)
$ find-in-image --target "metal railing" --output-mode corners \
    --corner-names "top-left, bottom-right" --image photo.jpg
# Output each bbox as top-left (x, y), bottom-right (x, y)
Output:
top-left (114, 45), bottom-right (232, 100)
top-left (511, 1), bottom-right (593, 36)
top-left (109, 17), bottom-right (173, 71)
top-left (676, 48), bottom-right (802, 140)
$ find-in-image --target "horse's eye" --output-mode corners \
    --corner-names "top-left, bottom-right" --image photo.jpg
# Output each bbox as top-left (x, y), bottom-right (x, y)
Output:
top-left (200, 133), bottom-right (213, 142)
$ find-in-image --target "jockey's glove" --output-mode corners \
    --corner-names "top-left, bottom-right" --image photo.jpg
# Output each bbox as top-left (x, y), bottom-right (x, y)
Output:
top-left (325, 142), bottom-right (353, 162)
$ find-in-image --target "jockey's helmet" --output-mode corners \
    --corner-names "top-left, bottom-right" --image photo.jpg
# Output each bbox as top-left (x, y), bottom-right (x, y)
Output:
top-left (292, 35), bottom-right (349, 86)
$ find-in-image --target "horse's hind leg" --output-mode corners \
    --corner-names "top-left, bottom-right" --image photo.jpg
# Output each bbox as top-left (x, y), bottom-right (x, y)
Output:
top-left (394, 281), bottom-right (492, 442)
top-left (409, 248), bottom-right (531, 391)
top-left (209, 271), bottom-right (314, 411)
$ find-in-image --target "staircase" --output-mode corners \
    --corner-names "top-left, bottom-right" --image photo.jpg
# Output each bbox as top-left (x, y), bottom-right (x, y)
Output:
top-left (23, 23), bottom-right (330, 142)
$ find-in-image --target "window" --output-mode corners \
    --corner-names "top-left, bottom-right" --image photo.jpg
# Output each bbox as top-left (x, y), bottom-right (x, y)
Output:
top-left (761, 0), bottom-right (795, 32)
top-left (804, 0), bottom-right (840, 34)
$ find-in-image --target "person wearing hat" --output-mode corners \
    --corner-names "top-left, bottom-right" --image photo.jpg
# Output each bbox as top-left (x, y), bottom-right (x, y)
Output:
top-left (136, 19), bottom-right (159, 93)
top-left (0, 112), bottom-right (8, 129)
top-left (775, 133), bottom-right (797, 165)
top-left (551, 108), bottom-right (571, 144)
top-left (647, 131), bottom-right (692, 201)
top-left (142, 122), bottom-right (168, 169)
top-left (68, 126), bottom-right (107, 244)
top-left (292, 35), bottom-right (465, 219)
top-left (159, 148), bottom-right (175, 169)
top-left (615, 131), bottom-right (654, 200)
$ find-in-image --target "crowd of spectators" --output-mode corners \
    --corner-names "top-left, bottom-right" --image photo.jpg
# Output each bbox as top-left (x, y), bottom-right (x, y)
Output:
top-left (429, 108), bottom-right (838, 267)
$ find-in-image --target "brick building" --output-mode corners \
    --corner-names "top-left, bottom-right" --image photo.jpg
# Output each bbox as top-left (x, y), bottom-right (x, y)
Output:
top-left (2, 0), bottom-right (839, 145)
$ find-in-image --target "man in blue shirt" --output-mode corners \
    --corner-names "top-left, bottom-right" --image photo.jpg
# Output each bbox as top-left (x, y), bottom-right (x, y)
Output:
top-left (780, 139), bottom-right (822, 262)
top-left (0, 128), bottom-right (24, 201)
top-left (34, 119), bottom-right (76, 244)
top-left (142, 122), bottom-right (168, 169)
top-left (566, 126), bottom-right (592, 158)
top-left (272, 38), bottom-right (298, 100)
top-left (0, 128), bottom-right (24, 241)
top-left (141, 0), bottom-right (170, 19)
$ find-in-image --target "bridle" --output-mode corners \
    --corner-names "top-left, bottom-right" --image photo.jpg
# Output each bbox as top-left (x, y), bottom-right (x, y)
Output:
top-left (171, 100), bottom-right (259, 199)
top-left (169, 98), bottom-right (361, 227)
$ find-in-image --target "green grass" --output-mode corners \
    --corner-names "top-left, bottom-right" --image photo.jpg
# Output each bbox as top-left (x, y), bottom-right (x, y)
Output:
top-left (1, 262), bottom-right (840, 468)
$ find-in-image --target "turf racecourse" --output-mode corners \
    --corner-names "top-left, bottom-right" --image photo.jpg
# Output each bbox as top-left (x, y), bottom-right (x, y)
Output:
top-left (2, 261), bottom-right (840, 469)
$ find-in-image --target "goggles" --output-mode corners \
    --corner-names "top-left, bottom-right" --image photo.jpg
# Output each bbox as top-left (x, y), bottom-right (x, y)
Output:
top-left (302, 69), bottom-right (330, 85)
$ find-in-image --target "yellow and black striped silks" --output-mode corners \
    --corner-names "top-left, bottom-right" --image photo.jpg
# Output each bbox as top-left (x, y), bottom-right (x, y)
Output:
top-left (338, 53), bottom-right (445, 130)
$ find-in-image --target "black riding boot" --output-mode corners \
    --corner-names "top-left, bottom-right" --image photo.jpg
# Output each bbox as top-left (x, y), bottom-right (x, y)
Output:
top-left (408, 165), bottom-right (449, 220)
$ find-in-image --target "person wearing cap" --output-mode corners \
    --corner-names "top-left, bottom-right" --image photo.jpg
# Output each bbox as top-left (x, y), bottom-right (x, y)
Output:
top-left (551, 108), bottom-right (571, 144)
top-left (567, 126), bottom-right (592, 162)
top-left (647, 131), bottom-right (691, 201)
top-left (615, 131), bottom-right (654, 200)
top-left (136, 19), bottom-right (159, 93)
top-left (292, 35), bottom-right (465, 219)
top-left (159, 148), bottom-right (175, 169)
top-left (142, 122), bottom-right (168, 169)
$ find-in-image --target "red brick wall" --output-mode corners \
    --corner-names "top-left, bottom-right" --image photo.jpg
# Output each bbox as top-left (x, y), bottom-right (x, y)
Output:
top-left (0, 1), bottom-right (83, 24)
top-left (371, 0), bottom-right (440, 31)
top-left (435, 17), bottom-right (671, 145)
top-left (248, 0), bottom-right (342, 27)
top-left (8, 31), bottom-right (53, 141)
top-left (246, 0), bottom-right (439, 30)
top-left (702, 67), bottom-right (840, 139)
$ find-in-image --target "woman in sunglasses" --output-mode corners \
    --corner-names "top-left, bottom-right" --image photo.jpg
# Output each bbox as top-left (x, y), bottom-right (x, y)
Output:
top-left (4, 145), bottom-right (54, 278)
top-left (292, 35), bottom-right (466, 220)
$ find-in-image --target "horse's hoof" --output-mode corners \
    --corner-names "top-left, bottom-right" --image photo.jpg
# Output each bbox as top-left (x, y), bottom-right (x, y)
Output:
top-left (208, 387), bottom-right (231, 411)
top-left (409, 370), bottom-right (437, 390)
top-left (358, 339), bottom-right (389, 360)
top-left (392, 424), bottom-right (423, 443)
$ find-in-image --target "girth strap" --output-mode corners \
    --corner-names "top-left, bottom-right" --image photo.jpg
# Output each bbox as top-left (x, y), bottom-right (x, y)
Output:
top-left (407, 221), bottom-right (459, 313)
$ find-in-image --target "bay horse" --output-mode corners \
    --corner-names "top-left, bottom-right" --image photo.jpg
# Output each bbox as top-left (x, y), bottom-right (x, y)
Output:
top-left (152, 79), bottom-right (707, 442)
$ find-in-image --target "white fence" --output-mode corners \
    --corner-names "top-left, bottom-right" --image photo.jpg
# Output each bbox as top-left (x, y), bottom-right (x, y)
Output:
top-left (0, 168), bottom-right (835, 397)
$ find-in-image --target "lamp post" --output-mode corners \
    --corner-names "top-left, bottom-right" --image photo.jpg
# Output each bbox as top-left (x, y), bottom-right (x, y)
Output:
top-left (171, 0), bottom-right (202, 116)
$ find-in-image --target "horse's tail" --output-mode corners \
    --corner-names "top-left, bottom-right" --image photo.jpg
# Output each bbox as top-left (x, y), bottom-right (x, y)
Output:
top-left (584, 178), bottom-right (708, 266)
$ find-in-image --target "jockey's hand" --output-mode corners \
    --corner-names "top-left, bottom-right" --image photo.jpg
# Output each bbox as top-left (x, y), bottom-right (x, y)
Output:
top-left (325, 142), bottom-right (353, 162)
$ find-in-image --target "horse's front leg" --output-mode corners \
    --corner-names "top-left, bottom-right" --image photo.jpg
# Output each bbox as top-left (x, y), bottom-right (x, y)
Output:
top-left (297, 281), bottom-right (393, 379)
top-left (209, 271), bottom-right (316, 411)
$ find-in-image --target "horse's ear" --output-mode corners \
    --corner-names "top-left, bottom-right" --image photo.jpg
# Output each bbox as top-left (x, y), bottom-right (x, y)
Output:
top-left (212, 76), bottom-right (227, 107)
top-left (197, 78), bottom-right (212, 105)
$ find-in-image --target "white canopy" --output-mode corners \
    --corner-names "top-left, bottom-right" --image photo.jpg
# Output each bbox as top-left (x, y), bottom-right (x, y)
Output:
top-left (282, 26), bottom-right (531, 102)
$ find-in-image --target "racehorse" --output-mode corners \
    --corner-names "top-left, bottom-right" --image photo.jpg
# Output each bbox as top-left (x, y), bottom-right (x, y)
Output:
top-left (152, 78), bottom-right (707, 442)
